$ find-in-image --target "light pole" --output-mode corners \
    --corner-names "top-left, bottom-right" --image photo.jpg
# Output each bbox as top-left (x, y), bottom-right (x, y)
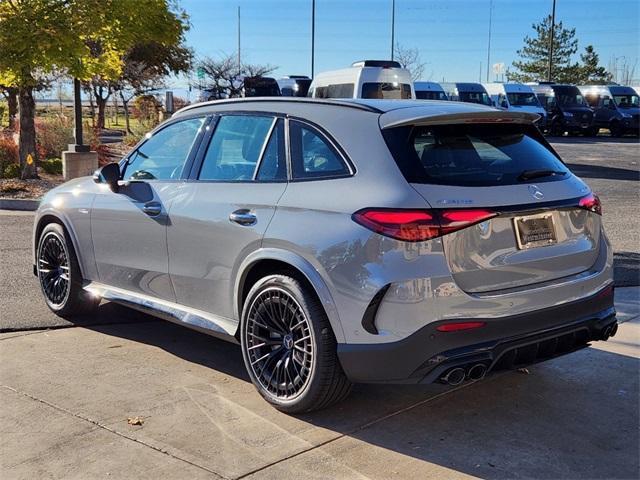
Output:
top-left (486, 0), bottom-right (492, 82)
top-left (311, 0), bottom-right (315, 77)
top-left (237, 6), bottom-right (241, 77)
top-left (390, 0), bottom-right (395, 60)
top-left (547, 0), bottom-right (557, 82)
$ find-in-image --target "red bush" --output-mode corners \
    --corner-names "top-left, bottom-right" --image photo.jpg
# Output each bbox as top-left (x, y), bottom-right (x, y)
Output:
top-left (0, 135), bottom-right (19, 164)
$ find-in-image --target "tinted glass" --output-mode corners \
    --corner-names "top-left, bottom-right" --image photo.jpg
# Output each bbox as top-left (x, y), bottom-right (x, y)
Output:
top-left (613, 94), bottom-right (639, 107)
top-left (199, 115), bottom-right (274, 181)
top-left (256, 119), bottom-right (286, 181)
top-left (553, 87), bottom-right (586, 107)
top-left (123, 117), bottom-right (205, 181)
top-left (290, 121), bottom-right (348, 179)
top-left (315, 83), bottom-right (354, 98)
top-left (507, 92), bottom-right (541, 107)
top-left (361, 82), bottom-right (412, 99)
top-left (416, 91), bottom-right (448, 100)
top-left (459, 91), bottom-right (492, 106)
top-left (383, 124), bottom-right (567, 187)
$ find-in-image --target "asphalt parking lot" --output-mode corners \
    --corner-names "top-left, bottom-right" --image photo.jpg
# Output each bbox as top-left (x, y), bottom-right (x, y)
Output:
top-left (1, 137), bottom-right (639, 479)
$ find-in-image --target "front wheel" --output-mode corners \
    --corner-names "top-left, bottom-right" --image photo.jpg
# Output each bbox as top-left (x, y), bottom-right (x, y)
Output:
top-left (609, 121), bottom-right (623, 137)
top-left (240, 274), bottom-right (352, 413)
top-left (37, 223), bottom-right (99, 317)
top-left (549, 120), bottom-right (565, 137)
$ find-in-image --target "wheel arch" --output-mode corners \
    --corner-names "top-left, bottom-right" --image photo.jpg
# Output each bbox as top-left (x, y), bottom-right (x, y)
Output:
top-left (233, 249), bottom-right (345, 343)
top-left (33, 210), bottom-right (86, 279)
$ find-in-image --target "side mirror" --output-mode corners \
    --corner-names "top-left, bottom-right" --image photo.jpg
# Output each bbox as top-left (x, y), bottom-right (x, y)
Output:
top-left (93, 162), bottom-right (121, 192)
top-left (501, 100), bottom-right (509, 109)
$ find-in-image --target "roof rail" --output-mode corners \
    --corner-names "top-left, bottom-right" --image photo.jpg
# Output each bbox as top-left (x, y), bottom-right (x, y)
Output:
top-left (174, 97), bottom-right (384, 116)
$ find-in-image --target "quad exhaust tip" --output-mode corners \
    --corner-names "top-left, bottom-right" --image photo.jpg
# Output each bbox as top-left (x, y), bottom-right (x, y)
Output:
top-left (467, 363), bottom-right (487, 381)
top-left (441, 367), bottom-right (466, 386)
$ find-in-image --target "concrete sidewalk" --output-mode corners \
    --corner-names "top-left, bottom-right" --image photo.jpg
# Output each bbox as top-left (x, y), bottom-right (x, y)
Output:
top-left (1, 310), bottom-right (638, 479)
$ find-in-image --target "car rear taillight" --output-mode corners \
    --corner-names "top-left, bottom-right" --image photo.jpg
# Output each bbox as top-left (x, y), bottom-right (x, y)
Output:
top-left (578, 193), bottom-right (602, 215)
top-left (352, 209), bottom-right (496, 242)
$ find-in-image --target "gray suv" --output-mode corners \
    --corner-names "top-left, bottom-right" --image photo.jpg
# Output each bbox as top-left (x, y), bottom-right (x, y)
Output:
top-left (33, 98), bottom-right (617, 413)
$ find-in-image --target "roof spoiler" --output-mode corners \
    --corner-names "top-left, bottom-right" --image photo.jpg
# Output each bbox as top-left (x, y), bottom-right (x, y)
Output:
top-left (379, 108), bottom-right (540, 129)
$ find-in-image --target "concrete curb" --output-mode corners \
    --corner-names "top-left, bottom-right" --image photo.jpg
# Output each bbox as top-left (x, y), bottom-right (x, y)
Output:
top-left (0, 198), bottom-right (40, 211)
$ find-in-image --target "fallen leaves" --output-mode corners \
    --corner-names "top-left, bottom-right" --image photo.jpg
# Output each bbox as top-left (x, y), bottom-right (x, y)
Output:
top-left (127, 416), bottom-right (144, 426)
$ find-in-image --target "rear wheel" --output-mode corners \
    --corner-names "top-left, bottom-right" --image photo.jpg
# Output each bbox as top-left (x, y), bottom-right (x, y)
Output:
top-left (240, 274), bottom-right (352, 413)
top-left (37, 223), bottom-right (99, 317)
top-left (609, 120), bottom-right (623, 137)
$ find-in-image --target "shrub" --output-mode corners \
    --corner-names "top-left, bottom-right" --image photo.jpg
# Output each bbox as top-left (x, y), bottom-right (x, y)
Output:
top-left (3, 162), bottom-right (21, 179)
top-left (40, 158), bottom-right (63, 175)
top-left (36, 115), bottom-right (73, 160)
top-left (132, 95), bottom-right (161, 127)
top-left (0, 136), bottom-right (19, 177)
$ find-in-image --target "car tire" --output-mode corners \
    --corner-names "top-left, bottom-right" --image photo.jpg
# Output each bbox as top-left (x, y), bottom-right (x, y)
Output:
top-left (609, 121), bottom-right (623, 137)
top-left (240, 273), bottom-right (352, 413)
top-left (36, 223), bottom-right (99, 317)
top-left (586, 127), bottom-right (599, 137)
top-left (549, 120), bottom-right (564, 137)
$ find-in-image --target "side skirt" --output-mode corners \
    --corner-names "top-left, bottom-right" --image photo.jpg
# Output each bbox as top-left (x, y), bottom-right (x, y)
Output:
top-left (84, 282), bottom-right (239, 343)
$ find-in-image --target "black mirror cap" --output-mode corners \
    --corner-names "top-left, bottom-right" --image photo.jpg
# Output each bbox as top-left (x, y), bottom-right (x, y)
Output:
top-left (93, 162), bottom-right (120, 192)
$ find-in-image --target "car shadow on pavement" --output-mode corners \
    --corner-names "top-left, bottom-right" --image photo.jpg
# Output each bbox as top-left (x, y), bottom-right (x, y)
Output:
top-left (79, 306), bottom-right (640, 480)
top-left (566, 163), bottom-right (640, 182)
top-left (551, 136), bottom-right (640, 145)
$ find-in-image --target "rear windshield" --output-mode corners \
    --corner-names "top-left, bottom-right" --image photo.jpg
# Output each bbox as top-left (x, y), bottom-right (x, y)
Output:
top-left (383, 124), bottom-right (567, 187)
top-left (416, 91), bottom-right (448, 101)
top-left (362, 82), bottom-right (412, 99)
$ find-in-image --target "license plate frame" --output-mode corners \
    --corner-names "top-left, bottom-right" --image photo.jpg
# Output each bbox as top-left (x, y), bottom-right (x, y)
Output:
top-left (513, 212), bottom-right (558, 250)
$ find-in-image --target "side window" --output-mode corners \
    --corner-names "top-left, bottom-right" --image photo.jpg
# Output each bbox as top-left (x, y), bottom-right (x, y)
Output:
top-left (256, 119), bottom-right (286, 181)
top-left (290, 120), bottom-right (349, 180)
top-left (123, 117), bottom-right (205, 180)
top-left (326, 83), bottom-right (354, 98)
top-left (199, 115), bottom-right (274, 181)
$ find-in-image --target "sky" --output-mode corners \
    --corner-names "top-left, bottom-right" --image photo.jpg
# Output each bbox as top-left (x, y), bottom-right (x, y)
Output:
top-left (173, 0), bottom-right (640, 94)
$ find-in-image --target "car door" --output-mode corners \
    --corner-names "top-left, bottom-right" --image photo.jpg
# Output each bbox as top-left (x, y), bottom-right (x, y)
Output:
top-left (91, 115), bottom-right (208, 299)
top-left (167, 113), bottom-right (288, 322)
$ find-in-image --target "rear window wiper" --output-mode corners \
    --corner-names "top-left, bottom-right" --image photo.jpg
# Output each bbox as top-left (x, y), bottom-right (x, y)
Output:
top-left (518, 169), bottom-right (567, 181)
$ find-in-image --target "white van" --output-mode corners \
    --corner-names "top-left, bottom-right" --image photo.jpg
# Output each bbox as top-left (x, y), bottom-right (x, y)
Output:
top-left (483, 83), bottom-right (547, 127)
top-left (414, 81), bottom-right (448, 100)
top-left (308, 60), bottom-right (415, 99)
top-left (440, 82), bottom-right (492, 106)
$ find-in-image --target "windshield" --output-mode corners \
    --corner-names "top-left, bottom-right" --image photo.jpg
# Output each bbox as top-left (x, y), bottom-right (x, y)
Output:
top-left (459, 91), bottom-right (492, 106)
top-left (416, 91), bottom-right (448, 100)
top-left (361, 82), bottom-right (412, 99)
top-left (382, 123), bottom-right (567, 187)
top-left (613, 94), bottom-right (639, 108)
top-left (507, 92), bottom-right (541, 107)
top-left (554, 88), bottom-right (587, 107)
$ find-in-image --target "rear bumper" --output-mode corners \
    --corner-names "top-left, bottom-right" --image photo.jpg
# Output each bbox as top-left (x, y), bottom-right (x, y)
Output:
top-left (337, 284), bottom-right (616, 383)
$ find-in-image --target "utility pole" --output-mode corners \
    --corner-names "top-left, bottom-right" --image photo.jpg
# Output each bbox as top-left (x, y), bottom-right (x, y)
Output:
top-left (237, 6), bottom-right (241, 77)
top-left (547, 0), bottom-right (556, 82)
top-left (479, 62), bottom-right (482, 82)
top-left (390, 0), bottom-right (395, 60)
top-left (311, 0), bottom-right (315, 77)
top-left (486, 0), bottom-right (492, 82)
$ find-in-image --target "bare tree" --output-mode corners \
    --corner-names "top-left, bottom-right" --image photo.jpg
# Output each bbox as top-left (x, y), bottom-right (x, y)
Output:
top-left (393, 43), bottom-right (426, 81)
top-left (198, 53), bottom-right (276, 99)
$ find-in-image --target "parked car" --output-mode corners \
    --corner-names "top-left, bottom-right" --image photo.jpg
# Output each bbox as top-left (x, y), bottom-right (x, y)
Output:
top-left (242, 76), bottom-right (281, 97)
top-left (278, 76), bottom-right (312, 97)
top-left (414, 81), bottom-right (449, 100)
top-left (308, 60), bottom-right (415, 99)
top-left (33, 97), bottom-right (616, 413)
top-left (483, 82), bottom-right (547, 129)
top-left (529, 83), bottom-right (596, 136)
top-left (440, 82), bottom-right (492, 106)
top-left (579, 85), bottom-right (639, 137)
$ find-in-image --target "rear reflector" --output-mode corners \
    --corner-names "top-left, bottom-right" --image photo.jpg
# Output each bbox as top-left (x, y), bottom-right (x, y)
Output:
top-left (436, 321), bottom-right (486, 332)
top-left (578, 193), bottom-right (602, 215)
top-left (353, 208), bottom-right (496, 242)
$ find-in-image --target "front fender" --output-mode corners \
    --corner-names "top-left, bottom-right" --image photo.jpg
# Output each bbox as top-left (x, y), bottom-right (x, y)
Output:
top-left (233, 248), bottom-right (346, 343)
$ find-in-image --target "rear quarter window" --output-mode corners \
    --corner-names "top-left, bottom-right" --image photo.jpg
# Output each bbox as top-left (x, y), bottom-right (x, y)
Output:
top-left (383, 124), bottom-right (568, 187)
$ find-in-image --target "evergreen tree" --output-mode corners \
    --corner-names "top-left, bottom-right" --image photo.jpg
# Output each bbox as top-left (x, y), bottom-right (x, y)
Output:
top-left (577, 45), bottom-right (612, 84)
